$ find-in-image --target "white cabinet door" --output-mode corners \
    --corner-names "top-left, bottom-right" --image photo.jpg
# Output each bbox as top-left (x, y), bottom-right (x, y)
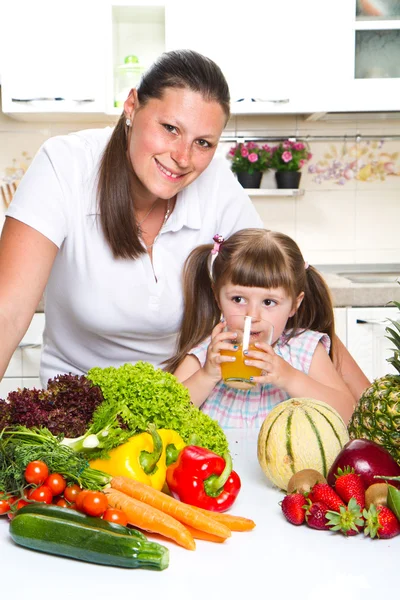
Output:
top-left (1, 1), bottom-right (108, 118)
top-left (346, 306), bottom-right (399, 382)
top-left (334, 308), bottom-right (347, 346)
top-left (165, 0), bottom-right (333, 114)
top-left (1, 313), bottom-right (45, 397)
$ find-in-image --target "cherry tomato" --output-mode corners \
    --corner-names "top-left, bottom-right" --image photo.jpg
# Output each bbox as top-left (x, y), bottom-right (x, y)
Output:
top-left (28, 485), bottom-right (53, 504)
top-left (75, 490), bottom-right (90, 512)
top-left (16, 499), bottom-right (29, 510)
top-left (54, 497), bottom-right (69, 508)
top-left (0, 498), bottom-right (11, 515)
top-left (24, 461), bottom-right (49, 485)
top-left (45, 473), bottom-right (67, 496)
top-left (81, 491), bottom-right (108, 517)
top-left (103, 508), bottom-right (128, 526)
top-left (63, 484), bottom-right (81, 504)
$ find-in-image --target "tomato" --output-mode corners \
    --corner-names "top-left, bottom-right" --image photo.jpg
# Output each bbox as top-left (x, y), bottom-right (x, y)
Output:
top-left (16, 499), bottom-right (29, 510)
top-left (45, 473), bottom-right (67, 496)
top-left (0, 498), bottom-right (11, 515)
top-left (54, 497), bottom-right (69, 508)
top-left (63, 484), bottom-right (81, 504)
top-left (75, 490), bottom-right (91, 512)
top-left (103, 508), bottom-right (128, 527)
top-left (24, 461), bottom-right (49, 485)
top-left (28, 485), bottom-right (53, 504)
top-left (81, 491), bottom-right (108, 517)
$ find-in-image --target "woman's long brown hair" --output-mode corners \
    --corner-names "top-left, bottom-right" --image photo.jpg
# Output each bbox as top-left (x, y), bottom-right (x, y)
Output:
top-left (165, 228), bottom-right (336, 372)
top-left (97, 49), bottom-right (230, 259)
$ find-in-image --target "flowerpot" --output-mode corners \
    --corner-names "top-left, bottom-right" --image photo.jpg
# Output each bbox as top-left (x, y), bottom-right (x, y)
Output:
top-left (237, 171), bottom-right (263, 189)
top-left (275, 171), bottom-right (302, 189)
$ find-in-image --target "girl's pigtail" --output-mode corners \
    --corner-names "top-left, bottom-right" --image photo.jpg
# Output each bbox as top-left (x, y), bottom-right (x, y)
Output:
top-left (164, 244), bottom-right (221, 373)
top-left (292, 265), bottom-right (336, 358)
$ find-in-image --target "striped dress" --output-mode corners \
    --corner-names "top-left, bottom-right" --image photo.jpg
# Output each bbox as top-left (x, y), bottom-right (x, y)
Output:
top-left (189, 329), bottom-right (330, 429)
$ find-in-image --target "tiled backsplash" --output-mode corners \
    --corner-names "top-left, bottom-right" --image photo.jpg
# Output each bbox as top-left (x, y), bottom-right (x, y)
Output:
top-left (1, 91), bottom-right (400, 266)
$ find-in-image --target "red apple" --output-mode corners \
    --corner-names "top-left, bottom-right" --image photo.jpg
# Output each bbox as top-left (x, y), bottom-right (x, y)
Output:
top-left (327, 438), bottom-right (400, 490)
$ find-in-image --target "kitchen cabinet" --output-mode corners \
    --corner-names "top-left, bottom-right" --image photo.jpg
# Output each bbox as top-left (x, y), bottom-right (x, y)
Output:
top-left (165, 0), bottom-right (332, 115)
top-left (0, 313), bottom-right (45, 398)
top-left (312, 0), bottom-right (400, 113)
top-left (346, 306), bottom-right (398, 383)
top-left (1, 1), bottom-right (108, 120)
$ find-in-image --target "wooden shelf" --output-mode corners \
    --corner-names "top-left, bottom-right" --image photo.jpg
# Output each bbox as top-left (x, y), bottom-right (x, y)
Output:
top-left (246, 189), bottom-right (305, 197)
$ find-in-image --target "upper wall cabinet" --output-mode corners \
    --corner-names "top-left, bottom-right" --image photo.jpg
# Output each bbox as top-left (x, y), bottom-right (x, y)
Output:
top-left (1, 1), bottom-right (109, 120)
top-left (165, 0), bottom-right (333, 115)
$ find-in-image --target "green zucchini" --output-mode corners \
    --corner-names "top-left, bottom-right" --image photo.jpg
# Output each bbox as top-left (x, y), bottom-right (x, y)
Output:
top-left (15, 503), bottom-right (147, 540)
top-left (9, 506), bottom-right (169, 570)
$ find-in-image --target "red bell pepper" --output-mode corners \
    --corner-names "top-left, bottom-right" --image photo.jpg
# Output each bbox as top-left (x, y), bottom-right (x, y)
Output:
top-left (166, 445), bottom-right (241, 512)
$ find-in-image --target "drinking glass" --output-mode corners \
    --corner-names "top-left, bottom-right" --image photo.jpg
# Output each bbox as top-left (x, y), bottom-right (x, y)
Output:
top-left (220, 315), bottom-right (274, 390)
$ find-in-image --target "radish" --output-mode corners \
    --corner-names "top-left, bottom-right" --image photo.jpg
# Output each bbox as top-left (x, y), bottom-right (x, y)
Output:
top-left (327, 439), bottom-right (400, 490)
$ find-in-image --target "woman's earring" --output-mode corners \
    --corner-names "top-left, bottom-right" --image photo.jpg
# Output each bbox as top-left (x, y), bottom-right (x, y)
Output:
top-left (126, 118), bottom-right (131, 127)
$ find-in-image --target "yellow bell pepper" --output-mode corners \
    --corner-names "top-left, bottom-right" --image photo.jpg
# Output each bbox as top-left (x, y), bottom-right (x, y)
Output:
top-left (89, 424), bottom-right (185, 491)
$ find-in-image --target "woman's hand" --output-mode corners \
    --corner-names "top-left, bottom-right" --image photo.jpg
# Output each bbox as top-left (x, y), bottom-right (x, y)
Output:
top-left (203, 321), bottom-right (238, 381)
top-left (244, 342), bottom-right (295, 388)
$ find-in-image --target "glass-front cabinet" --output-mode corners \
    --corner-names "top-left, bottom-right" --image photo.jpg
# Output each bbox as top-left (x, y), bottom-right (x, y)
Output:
top-left (324, 0), bottom-right (400, 112)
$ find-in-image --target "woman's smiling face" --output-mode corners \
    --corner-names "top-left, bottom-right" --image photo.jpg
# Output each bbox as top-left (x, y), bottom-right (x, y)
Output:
top-left (218, 283), bottom-right (304, 344)
top-left (124, 86), bottom-right (227, 202)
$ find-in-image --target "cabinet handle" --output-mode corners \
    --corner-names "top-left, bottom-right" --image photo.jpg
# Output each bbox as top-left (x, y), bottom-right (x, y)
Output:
top-left (18, 343), bottom-right (41, 348)
top-left (356, 319), bottom-right (386, 325)
top-left (234, 98), bottom-right (290, 104)
top-left (11, 97), bottom-right (95, 103)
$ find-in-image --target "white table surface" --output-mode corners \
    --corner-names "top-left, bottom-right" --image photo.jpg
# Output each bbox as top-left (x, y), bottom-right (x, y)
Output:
top-left (1, 429), bottom-right (396, 600)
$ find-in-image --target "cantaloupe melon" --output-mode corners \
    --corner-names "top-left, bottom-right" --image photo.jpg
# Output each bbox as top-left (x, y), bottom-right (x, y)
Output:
top-left (257, 398), bottom-right (349, 491)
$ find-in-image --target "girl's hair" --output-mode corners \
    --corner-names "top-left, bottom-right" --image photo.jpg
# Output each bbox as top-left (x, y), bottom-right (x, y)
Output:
top-left (97, 49), bottom-right (230, 259)
top-left (165, 228), bottom-right (336, 372)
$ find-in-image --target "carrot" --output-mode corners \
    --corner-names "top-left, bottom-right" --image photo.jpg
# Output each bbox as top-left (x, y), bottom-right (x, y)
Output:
top-left (105, 488), bottom-right (196, 551)
top-left (185, 525), bottom-right (226, 544)
top-left (110, 476), bottom-right (231, 539)
top-left (191, 506), bottom-right (256, 532)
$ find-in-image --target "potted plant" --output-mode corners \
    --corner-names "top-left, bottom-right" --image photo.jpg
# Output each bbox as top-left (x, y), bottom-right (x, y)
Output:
top-left (227, 142), bottom-right (272, 188)
top-left (270, 140), bottom-right (312, 189)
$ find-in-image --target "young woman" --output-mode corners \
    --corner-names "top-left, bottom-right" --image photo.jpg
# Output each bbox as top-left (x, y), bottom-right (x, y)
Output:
top-left (167, 229), bottom-right (363, 425)
top-left (0, 50), bottom-right (261, 386)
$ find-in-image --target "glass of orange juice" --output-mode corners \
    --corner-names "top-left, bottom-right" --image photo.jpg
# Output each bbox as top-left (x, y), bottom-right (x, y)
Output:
top-left (220, 315), bottom-right (274, 390)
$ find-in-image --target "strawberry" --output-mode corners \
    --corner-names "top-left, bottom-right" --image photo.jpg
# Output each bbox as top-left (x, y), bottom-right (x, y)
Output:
top-left (326, 497), bottom-right (364, 536)
top-left (281, 493), bottom-right (306, 525)
top-left (305, 501), bottom-right (330, 530)
top-left (363, 504), bottom-right (400, 539)
top-left (308, 482), bottom-right (345, 512)
top-left (333, 467), bottom-right (366, 509)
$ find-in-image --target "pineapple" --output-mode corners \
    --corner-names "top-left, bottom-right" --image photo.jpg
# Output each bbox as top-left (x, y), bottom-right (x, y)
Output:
top-left (348, 300), bottom-right (400, 465)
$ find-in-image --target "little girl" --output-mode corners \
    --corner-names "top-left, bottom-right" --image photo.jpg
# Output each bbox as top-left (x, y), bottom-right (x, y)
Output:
top-left (166, 228), bottom-right (355, 427)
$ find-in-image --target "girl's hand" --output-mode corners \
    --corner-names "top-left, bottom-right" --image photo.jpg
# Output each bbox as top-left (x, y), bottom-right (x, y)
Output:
top-left (244, 342), bottom-right (295, 388)
top-left (203, 321), bottom-right (238, 381)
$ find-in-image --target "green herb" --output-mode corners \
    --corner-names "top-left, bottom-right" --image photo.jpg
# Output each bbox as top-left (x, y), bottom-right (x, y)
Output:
top-left (85, 362), bottom-right (228, 457)
top-left (0, 426), bottom-right (111, 495)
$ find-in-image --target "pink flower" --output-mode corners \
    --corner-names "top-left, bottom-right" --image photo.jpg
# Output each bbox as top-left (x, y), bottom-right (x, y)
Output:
top-left (248, 153), bottom-right (258, 163)
top-left (241, 147), bottom-right (249, 157)
top-left (262, 144), bottom-right (271, 152)
top-left (293, 142), bottom-right (305, 151)
top-left (299, 159), bottom-right (305, 168)
top-left (283, 141), bottom-right (291, 150)
top-left (246, 141), bottom-right (257, 149)
top-left (228, 147), bottom-right (237, 156)
top-left (307, 152), bottom-right (312, 160)
top-left (282, 151), bottom-right (292, 163)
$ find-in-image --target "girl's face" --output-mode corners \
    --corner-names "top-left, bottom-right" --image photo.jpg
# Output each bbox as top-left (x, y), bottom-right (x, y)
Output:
top-left (218, 283), bottom-right (304, 344)
top-left (124, 87), bottom-right (226, 203)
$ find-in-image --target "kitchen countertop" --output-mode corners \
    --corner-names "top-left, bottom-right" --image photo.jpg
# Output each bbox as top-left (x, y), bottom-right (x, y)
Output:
top-left (1, 429), bottom-right (397, 600)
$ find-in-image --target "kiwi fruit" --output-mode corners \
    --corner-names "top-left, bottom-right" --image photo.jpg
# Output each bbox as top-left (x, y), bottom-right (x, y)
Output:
top-left (365, 483), bottom-right (388, 509)
top-left (287, 469), bottom-right (327, 494)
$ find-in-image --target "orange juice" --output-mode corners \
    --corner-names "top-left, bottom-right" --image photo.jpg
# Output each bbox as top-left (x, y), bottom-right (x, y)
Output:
top-left (220, 343), bottom-right (261, 389)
